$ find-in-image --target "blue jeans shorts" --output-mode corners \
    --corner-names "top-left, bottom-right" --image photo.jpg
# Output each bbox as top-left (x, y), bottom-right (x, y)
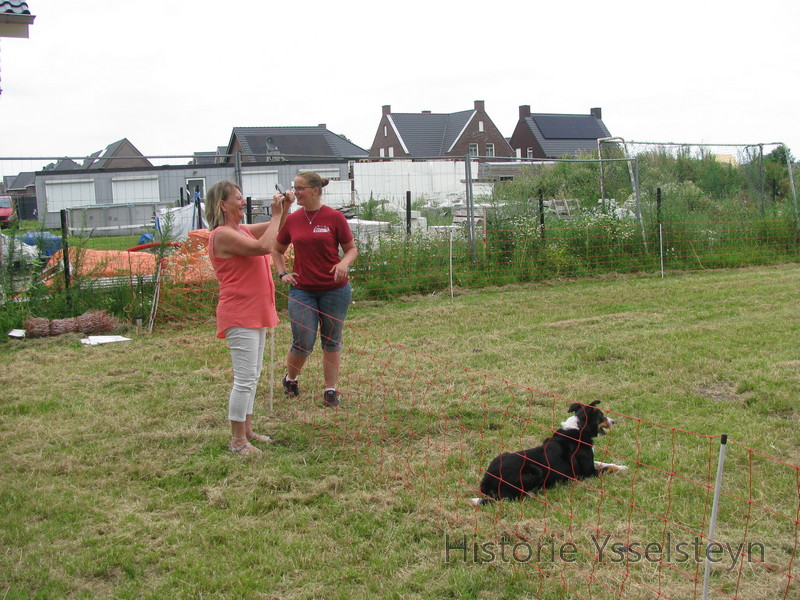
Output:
top-left (288, 283), bottom-right (352, 356)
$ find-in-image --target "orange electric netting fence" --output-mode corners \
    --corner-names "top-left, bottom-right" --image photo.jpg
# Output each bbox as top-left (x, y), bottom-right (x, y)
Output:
top-left (145, 228), bottom-right (799, 599)
top-left (259, 308), bottom-right (797, 600)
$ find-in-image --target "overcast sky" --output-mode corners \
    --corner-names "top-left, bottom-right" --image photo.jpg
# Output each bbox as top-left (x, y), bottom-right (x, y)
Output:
top-left (0, 0), bottom-right (798, 162)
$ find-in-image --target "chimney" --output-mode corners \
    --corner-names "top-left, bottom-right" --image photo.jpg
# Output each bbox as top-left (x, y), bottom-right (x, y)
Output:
top-left (519, 105), bottom-right (531, 119)
top-left (590, 107), bottom-right (602, 120)
top-left (422, 110), bottom-right (432, 114)
top-left (318, 123), bottom-right (326, 129)
top-left (474, 100), bottom-right (485, 112)
top-left (382, 105), bottom-right (391, 115)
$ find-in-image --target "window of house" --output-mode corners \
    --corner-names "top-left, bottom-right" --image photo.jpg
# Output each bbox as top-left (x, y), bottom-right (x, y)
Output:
top-left (45, 179), bottom-right (96, 212)
top-left (384, 125), bottom-right (388, 137)
top-left (379, 148), bottom-right (385, 157)
top-left (388, 147), bottom-right (394, 157)
top-left (478, 120), bottom-right (484, 133)
top-left (527, 147), bottom-right (534, 159)
top-left (485, 143), bottom-right (495, 157)
top-left (469, 143), bottom-right (478, 157)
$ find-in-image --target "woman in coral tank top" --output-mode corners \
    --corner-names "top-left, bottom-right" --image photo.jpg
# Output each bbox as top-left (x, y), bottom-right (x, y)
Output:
top-left (206, 179), bottom-right (291, 455)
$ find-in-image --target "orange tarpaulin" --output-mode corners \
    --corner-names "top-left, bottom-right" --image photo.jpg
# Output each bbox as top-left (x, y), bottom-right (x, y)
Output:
top-left (42, 230), bottom-right (278, 287)
top-left (45, 247), bottom-right (157, 281)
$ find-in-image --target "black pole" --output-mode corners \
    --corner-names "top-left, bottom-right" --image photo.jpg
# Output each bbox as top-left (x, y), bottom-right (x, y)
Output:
top-left (656, 187), bottom-right (662, 224)
top-left (406, 191), bottom-right (412, 235)
top-left (60, 209), bottom-right (71, 294)
top-left (246, 196), bottom-right (253, 224)
top-left (194, 186), bottom-right (202, 228)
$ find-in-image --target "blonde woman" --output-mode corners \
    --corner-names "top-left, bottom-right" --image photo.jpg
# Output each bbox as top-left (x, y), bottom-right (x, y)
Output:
top-left (271, 171), bottom-right (357, 408)
top-left (205, 179), bottom-right (291, 454)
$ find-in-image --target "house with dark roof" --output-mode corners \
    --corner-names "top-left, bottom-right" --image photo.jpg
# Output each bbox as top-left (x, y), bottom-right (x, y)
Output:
top-left (2, 170), bottom-right (37, 219)
top-left (0, 0), bottom-right (34, 38)
top-left (510, 106), bottom-right (611, 159)
top-left (40, 139), bottom-right (152, 172)
top-left (1, 0), bottom-right (35, 95)
top-left (221, 125), bottom-right (368, 163)
top-left (368, 100), bottom-right (514, 160)
top-left (79, 138), bottom-right (153, 170)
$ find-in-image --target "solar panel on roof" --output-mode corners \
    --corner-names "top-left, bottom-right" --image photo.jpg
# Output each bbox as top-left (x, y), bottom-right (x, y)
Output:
top-left (532, 115), bottom-right (605, 140)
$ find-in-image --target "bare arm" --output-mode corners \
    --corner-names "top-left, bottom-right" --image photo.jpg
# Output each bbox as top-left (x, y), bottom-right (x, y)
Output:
top-left (330, 239), bottom-right (358, 283)
top-left (214, 195), bottom-right (285, 257)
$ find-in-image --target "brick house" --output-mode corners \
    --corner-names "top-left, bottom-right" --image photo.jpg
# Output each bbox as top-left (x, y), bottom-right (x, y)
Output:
top-left (510, 106), bottom-right (612, 159)
top-left (368, 100), bottom-right (514, 159)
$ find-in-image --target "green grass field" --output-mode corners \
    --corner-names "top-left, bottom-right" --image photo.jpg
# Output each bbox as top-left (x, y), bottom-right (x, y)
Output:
top-left (1, 265), bottom-right (798, 599)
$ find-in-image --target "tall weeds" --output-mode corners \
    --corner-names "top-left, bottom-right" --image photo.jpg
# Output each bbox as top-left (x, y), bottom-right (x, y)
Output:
top-left (2, 149), bottom-right (798, 331)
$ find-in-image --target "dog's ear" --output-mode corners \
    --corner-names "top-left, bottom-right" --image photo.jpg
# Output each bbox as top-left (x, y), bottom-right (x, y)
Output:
top-left (590, 401), bottom-right (601, 407)
top-left (568, 403), bottom-right (582, 413)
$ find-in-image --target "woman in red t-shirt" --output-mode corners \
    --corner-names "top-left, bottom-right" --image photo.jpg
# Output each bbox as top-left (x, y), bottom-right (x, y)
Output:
top-left (206, 179), bottom-right (290, 455)
top-left (272, 172), bottom-right (358, 408)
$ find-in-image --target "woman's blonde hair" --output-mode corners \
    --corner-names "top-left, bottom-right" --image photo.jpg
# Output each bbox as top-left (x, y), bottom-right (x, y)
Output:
top-left (205, 179), bottom-right (240, 230)
top-left (296, 171), bottom-right (330, 191)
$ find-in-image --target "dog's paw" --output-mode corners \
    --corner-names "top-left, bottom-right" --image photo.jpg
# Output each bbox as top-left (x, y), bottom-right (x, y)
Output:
top-left (596, 461), bottom-right (629, 475)
top-left (469, 497), bottom-right (483, 507)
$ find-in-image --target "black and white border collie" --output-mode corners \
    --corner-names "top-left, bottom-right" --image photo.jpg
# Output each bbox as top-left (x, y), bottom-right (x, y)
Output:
top-left (471, 401), bottom-right (627, 506)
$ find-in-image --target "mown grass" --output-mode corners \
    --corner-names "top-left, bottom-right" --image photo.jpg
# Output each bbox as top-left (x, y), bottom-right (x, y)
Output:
top-left (1, 264), bottom-right (799, 599)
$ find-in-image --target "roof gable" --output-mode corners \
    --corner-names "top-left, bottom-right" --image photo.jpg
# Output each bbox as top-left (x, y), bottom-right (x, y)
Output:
top-left (5, 170), bottom-right (35, 190)
top-left (82, 138), bottom-right (151, 169)
top-left (391, 109), bottom-right (473, 156)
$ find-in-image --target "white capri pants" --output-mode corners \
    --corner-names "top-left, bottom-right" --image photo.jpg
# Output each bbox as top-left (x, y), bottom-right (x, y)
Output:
top-left (225, 326), bottom-right (268, 422)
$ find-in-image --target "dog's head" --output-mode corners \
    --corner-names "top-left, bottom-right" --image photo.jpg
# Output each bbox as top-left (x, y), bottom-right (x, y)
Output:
top-left (561, 401), bottom-right (615, 437)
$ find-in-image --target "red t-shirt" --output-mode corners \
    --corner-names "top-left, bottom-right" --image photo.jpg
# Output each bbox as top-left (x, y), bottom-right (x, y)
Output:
top-left (208, 226), bottom-right (278, 338)
top-left (277, 206), bottom-right (354, 291)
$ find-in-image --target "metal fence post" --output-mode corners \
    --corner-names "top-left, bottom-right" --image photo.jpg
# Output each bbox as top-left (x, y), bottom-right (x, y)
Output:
top-left (60, 209), bottom-right (71, 293)
top-left (634, 157), bottom-right (647, 250)
top-left (449, 228), bottom-right (454, 299)
top-left (701, 434), bottom-right (728, 600)
top-left (464, 156), bottom-right (477, 263)
top-left (406, 191), bottom-right (412, 235)
top-left (538, 188), bottom-right (545, 243)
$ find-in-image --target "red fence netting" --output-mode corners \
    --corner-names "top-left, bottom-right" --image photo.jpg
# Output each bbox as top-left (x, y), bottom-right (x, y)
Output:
top-left (260, 300), bottom-right (799, 600)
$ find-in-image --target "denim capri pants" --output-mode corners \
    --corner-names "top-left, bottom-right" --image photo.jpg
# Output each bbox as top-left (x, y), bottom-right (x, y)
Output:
top-left (288, 282), bottom-right (352, 357)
